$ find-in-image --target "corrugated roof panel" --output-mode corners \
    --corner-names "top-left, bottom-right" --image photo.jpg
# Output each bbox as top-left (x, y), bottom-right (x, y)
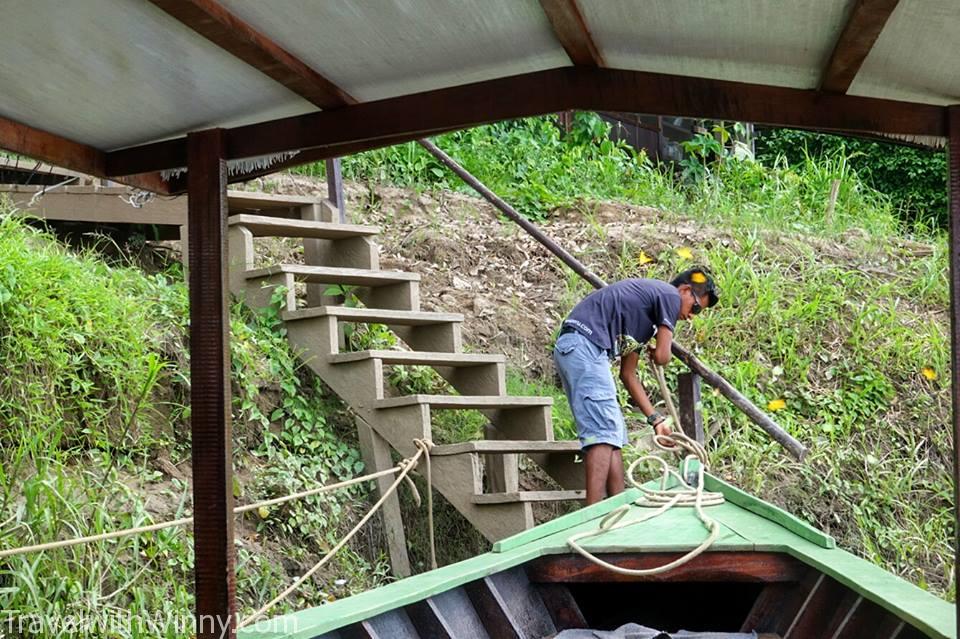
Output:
top-left (849, 0), bottom-right (960, 106)
top-left (0, 0), bottom-right (314, 151)
top-left (580, 0), bottom-right (847, 89)
top-left (217, 0), bottom-right (571, 102)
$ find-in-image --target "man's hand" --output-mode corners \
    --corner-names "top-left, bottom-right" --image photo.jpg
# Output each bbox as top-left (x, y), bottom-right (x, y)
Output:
top-left (654, 420), bottom-right (672, 438)
top-left (653, 419), bottom-right (675, 447)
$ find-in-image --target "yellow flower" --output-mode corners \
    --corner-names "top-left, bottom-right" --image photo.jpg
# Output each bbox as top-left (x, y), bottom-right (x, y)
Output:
top-left (767, 398), bottom-right (787, 412)
top-left (675, 247), bottom-right (694, 260)
top-left (921, 367), bottom-right (938, 381)
top-left (636, 251), bottom-right (654, 265)
top-left (257, 506), bottom-right (270, 519)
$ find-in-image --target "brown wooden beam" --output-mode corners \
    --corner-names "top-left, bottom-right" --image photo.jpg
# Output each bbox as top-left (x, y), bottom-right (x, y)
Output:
top-left (164, 127), bottom-right (466, 193)
top-left (105, 67), bottom-right (946, 177)
top-left (948, 105), bottom-right (960, 639)
top-left (525, 552), bottom-right (807, 583)
top-left (539, 0), bottom-right (605, 67)
top-left (0, 114), bottom-right (170, 193)
top-left (187, 128), bottom-right (236, 639)
top-left (147, 0), bottom-right (355, 108)
top-left (821, 0), bottom-right (900, 94)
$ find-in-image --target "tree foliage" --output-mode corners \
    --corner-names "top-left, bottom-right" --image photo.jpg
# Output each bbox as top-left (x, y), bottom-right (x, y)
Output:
top-left (756, 129), bottom-right (947, 229)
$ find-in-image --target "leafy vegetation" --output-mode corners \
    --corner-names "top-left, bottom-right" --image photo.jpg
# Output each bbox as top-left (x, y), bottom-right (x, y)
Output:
top-left (305, 115), bottom-right (952, 599)
top-left (756, 128), bottom-right (948, 229)
top-left (295, 113), bottom-right (680, 221)
top-left (0, 212), bottom-right (387, 636)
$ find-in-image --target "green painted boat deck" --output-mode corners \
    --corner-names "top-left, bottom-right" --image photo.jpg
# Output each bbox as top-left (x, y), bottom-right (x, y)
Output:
top-left (240, 473), bottom-right (955, 639)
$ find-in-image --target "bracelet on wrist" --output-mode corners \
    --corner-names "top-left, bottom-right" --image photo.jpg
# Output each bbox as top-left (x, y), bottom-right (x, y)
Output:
top-left (646, 411), bottom-right (663, 426)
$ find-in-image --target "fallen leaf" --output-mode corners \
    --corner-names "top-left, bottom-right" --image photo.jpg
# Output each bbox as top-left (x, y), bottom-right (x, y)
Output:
top-left (257, 506), bottom-right (270, 519)
top-left (636, 251), bottom-right (654, 265)
top-left (767, 398), bottom-right (786, 412)
top-left (675, 247), bottom-right (694, 260)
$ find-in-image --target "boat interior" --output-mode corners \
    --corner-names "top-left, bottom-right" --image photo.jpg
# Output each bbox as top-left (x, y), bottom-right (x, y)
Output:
top-left (316, 552), bottom-right (931, 639)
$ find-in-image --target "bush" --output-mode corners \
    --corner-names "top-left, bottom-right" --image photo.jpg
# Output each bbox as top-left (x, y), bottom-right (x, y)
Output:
top-left (756, 128), bottom-right (947, 229)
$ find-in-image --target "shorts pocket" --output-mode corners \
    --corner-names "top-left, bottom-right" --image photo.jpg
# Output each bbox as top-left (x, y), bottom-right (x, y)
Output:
top-left (554, 332), bottom-right (578, 355)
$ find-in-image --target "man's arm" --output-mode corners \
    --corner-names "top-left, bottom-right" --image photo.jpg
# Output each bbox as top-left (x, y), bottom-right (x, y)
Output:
top-left (650, 325), bottom-right (673, 366)
top-left (620, 338), bottom-right (674, 439)
top-left (619, 350), bottom-right (655, 416)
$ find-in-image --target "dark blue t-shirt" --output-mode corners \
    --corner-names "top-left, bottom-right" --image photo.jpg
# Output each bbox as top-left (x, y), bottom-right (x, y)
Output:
top-left (563, 279), bottom-right (681, 355)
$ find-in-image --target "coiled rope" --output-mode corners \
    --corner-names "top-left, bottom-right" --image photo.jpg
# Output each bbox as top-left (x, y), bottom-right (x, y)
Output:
top-left (567, 364), bottom-right (725, 577)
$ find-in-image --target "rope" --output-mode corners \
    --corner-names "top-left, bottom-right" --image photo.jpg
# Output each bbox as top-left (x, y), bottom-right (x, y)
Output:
top-left (0, 464), bottom-right (402, 560)
top-left (567, 364), bottom-right (725, 577)
top-left (27, 176), bottom-right (77, 206)
top-left (652, 358), bottom-right (682, 429)
top-left (238, 438), bottom-right (435, 628)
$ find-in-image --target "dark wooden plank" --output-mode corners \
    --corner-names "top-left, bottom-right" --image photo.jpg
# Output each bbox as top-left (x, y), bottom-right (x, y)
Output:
top-left (819, 590), bottom-right (863, 637)
top-left (187, 128), bottom-right (236, 639)
top-left (536, 583), bottom-right (588, 631)
top-left (526, 552), bottom-right (807, 584)
top-left (782, 575), bottom-right (847, 638)
top-left (326, 158), bottom-right (345, 222)
top-left (104, 67), bottom-right (946, 176)
top-left (405, 599), bottom-right (454, 639)
top-left (740, 582), bottom-right (800, 632)
top-left (678, 371), bottom-right (704, 444)
top-left (463, 577), bottom-right (522, 639)
top-left (340, 623), bottom-right (376, 639)
top-left (949, 105), bottom-right (960, 639)
top-left (0, 113), bottom-right (170, 193)
top-left (428, 588), bottom-right (491, 639)
top-left (539, 0), bottom-right (605, 67)
top-left (148, 0), bottom-right (355, 108)
top-left (896, 623), bottom-right (932, 639)
top-left (833, 596), bottom-right (907, 638)
top-left (821, 0), bottom-right (900, 93)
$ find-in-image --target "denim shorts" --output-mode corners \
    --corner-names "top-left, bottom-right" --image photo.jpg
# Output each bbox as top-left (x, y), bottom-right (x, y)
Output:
top-left (553, 331), bottom-right (628, 449)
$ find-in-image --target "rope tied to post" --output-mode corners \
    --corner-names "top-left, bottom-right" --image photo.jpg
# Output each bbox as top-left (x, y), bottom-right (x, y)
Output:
top-left (238, 438), bottom-right (436, 629)
top-left (567, 363), bottom-right (725, 577)
top-left (0, 438), bottom-right (438, 629)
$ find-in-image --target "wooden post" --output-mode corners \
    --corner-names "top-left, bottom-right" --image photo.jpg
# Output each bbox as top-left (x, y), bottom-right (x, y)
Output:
top-left (326, 157), bottom-right (345, 223)
top-left (356, 419), bottom-right (411, 577)
top-left (946, 105), bottom-right (960, 639)
top-left (677, 372), bottom-right (704, 444)
top-left (187, 128), bottom-right (237, 639)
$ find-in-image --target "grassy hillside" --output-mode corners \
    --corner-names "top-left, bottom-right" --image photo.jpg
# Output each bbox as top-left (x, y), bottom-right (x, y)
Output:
top-left (288, 114), bottom-right (952, 598)
top-left (0, 213), bottom-right (390, 636)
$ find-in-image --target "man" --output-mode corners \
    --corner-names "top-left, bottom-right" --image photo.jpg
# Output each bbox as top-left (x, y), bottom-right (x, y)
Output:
top-left (554, 267), bottom-right (718, 504)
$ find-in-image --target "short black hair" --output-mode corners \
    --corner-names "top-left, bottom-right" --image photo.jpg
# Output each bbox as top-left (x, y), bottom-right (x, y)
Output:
top-left (671, 266), bottom-right (719, 308)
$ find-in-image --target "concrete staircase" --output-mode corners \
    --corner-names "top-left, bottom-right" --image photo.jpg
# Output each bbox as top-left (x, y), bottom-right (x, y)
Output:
top-left (227, 207), bottom-right (584, 575)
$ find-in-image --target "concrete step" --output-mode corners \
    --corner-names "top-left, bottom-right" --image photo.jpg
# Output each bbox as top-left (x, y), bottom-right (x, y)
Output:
top-left (376, 395), bottom-right (552, 410)
top-left (432, 440), bottom-right (581, 456)
top-left (229, 214), bottom-right (379, 239)
top-left (283, 305), bottom-right (463, 326)
top-left (331, 350), bottom-right (504, 367)
top-left (247, 264), bottom-right (418, 287)
top-left (472, 490), bottom-right (585, 504)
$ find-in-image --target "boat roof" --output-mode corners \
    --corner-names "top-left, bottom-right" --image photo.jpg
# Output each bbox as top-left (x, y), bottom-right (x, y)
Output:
top-left (240, 473), bottom-right (955, 639)
top-left (3, 0), bottom-right (958, 154)
top-left (2, 1), bottom-right (958, 192)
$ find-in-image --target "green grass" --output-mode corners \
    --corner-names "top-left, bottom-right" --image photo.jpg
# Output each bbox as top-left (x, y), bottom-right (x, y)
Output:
top-left (0, 211), bottom-right (388, 636)
top-left (549, 223), bottom-right (953, 599)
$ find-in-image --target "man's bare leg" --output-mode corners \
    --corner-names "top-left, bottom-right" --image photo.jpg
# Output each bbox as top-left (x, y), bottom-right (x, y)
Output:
top-left (584, 444), bottom-right (614, 505)
top-left (606, 448), bottom-right (625, 497)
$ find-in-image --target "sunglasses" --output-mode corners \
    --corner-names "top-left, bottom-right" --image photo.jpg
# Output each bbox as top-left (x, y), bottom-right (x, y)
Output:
top-left (690, 293), bottom-right (703, 315)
